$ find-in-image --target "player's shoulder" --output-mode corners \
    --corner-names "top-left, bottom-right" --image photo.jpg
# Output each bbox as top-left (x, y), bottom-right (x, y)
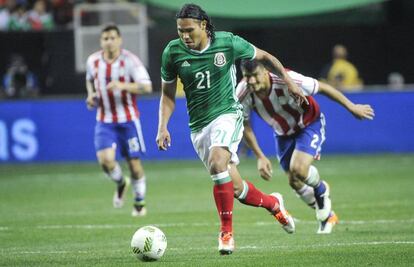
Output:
top-left (164, 38), bottom-right (182, 50)
top-left (214, 31), bottom-right (239, 42)
top-left (86, 50), bottom-right (102, 64)
top-left (236, 79), bottom-right (250, 102)
top-left (122, 49), bottom-right (144, 66)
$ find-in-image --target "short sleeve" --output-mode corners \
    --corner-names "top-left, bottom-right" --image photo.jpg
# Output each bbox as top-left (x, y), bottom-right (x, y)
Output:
top-left (85, 56), bottom-right (94, 82)
top-left (161, 44), bottom-right (177, 83)
top-left (236, 80), bottom-right (252, 121)
top-left (128, 54), bottom-right (151, 85)
top-left (287, 70), bottom-right (319, 96)
top-left (232, 34), bottom-right (256, 61)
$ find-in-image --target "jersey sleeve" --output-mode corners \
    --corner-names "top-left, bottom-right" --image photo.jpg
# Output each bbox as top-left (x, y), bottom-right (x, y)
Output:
top-left (128, 54), bottom-right (152, 85)
top-left (160, 44), bottom-right (177, 83)
top-left (232, 34), bottom-right (256, 61)
top-left (85, 56), bottom-right (94, 82)
top-left (288, 70), bottom-right (319, 96)
top-left (236, 80), bottom-right (252, 121)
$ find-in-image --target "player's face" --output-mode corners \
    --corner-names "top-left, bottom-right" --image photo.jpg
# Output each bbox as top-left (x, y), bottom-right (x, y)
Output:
top-left (243, 66), bottom-right (269, 95)
top-left (177, 18), bottom-right (207, 50)
top-left (100, 30), bottom-right (122, 54)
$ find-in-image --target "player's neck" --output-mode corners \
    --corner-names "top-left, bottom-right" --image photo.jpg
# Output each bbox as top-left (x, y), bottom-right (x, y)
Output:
top-left (103, 50), bottom-right (121, 63)
top-left (196, 35), bottom-right (210, 51)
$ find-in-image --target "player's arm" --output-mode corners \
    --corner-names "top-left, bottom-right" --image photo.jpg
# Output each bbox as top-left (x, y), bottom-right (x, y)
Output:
top-left (106, 81), bottom-right (152, 94)
top-left (85, 79), bottom-right (97, 110)
top-left (318, 81), bottom-right (375, 120)
top-left (255, 48), bottom-right (308, 105)
top-left (156, 80), bottom-right (177, 150)
top-left (243, 120), bottom-right (273, 180)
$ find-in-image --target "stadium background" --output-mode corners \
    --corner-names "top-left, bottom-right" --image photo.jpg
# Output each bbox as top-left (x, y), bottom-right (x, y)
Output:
top-left (0, 0), bottom-right (413, 163)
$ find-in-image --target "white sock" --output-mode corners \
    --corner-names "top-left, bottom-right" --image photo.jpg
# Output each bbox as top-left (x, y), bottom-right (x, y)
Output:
top-left (132, 176), bottom-right (146, 202)
top-left (296, 184), bottom-right (316, 208)
top-left (107, 163), bottom-right (123, 184)
top-left (305, 165), bottom-right (321, 188)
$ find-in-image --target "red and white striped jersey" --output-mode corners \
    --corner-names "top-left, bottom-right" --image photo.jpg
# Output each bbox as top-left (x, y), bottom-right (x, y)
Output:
top-left (236, 70), bottom-right (320, 136)
top-left (86, 49), bottom-right (151, 123)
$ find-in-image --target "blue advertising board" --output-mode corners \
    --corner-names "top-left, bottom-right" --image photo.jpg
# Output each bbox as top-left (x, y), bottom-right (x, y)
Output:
top-left (0, 90), bottom-right (413, 163)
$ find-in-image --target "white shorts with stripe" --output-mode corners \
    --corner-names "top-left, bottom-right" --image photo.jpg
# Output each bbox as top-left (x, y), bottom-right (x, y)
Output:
top-left (190, 112), bottom-right (244, 170)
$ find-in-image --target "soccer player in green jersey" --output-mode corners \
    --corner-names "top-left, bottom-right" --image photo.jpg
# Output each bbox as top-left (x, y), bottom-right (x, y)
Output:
top-left (156, 3), bottom-right (305, 255)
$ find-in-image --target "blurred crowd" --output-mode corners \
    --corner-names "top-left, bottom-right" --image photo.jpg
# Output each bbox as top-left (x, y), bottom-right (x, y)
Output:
top-left (0, 0), bottom-right (134, 31)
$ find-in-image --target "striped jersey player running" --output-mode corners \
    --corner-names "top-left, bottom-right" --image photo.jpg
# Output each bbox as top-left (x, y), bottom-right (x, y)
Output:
top-left (156, 3), bottom-right (308, 255)
top-left (86, 24), bottom-right (152, 217)
top-left (236, 59), bottom-right (375, 233)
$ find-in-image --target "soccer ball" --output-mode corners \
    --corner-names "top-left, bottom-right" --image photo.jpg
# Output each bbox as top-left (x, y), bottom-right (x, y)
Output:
top-left (131, 225), bottom-right (167, 262)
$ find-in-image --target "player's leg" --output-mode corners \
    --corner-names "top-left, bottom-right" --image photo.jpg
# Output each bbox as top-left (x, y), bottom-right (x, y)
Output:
top-left (95, 122), bottom-right (128, 208)
top-left (274, 134), bottom-right (316, 209)
top-left (229, 164), bottom-right (295, 233)
top-left (122, 119), bottom-right (147, 216)
top-left (290, 114), bottom-right (338, 233)
top-left (191, 114), bottom-right (238, 255)
top-left (127, 158), bottom-right (147, 216)
top-left (208, 146), bottom-right (235, 255)
top-left (287, 172), bottom-right (316, 209)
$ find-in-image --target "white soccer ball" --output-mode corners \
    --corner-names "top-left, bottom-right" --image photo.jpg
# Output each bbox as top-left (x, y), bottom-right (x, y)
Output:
top-left (131, 225), bottom-right (167, 262)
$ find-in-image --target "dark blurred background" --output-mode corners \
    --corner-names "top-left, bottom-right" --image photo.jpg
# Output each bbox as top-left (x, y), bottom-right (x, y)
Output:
top-left (0, 0), bottom-right (413, 96)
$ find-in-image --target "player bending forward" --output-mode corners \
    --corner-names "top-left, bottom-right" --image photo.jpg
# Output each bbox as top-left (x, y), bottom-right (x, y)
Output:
top-left (237, 60), bottom-right (375, 233)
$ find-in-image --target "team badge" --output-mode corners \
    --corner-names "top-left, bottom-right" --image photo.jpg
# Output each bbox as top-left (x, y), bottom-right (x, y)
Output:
top-left (214, 52), bottom-right (226, 67)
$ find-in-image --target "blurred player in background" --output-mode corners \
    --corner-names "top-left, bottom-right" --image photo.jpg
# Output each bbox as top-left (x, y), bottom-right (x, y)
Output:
top-left (156, 3), bottom-right (308, 255)
top-left (237, 59), bottom-right (375, 233)
top-left (85, 24), bottom-right (152, 217)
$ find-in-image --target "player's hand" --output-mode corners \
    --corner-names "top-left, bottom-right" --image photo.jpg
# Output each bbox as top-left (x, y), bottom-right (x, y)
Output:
top-left (156, 128), bottom-right (171, 151)
top-left (107, 81), bottom-right (124, 91)
top-left (350, 104), bottom-right (375, 120)
top-left (86, 94), bottom-right (98, 110)
top-left (257, 156), bottom-right (273, 181)
top-left (288, 82), bottom-right (309, 106)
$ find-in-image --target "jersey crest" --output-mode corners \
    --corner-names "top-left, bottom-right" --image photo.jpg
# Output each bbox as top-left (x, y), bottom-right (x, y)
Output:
top-left (214, 52), bottom-right (226, 67)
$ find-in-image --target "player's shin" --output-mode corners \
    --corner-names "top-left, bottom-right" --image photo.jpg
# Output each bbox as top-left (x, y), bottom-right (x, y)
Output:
top-left (105, 163), bottom-right (125, 185)
top-left (295, 184), bottom-right (316, 209)
top-left (237, 180), bottom-right (278, 213)
top-left (132, 176), bottom-right (146, 205)
top-left (212, 171), bottom-right (234, 233)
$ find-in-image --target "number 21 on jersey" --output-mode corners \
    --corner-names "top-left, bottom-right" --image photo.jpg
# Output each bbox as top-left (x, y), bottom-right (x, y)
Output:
top-left (195, 71), bottom-right (210, 89)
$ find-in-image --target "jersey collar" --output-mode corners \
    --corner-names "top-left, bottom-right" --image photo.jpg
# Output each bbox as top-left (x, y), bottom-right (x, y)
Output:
top-left (189, 38), bottom-right (211, 54)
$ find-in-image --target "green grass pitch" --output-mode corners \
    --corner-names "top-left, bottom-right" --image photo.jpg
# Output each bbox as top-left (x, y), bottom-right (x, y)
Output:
top-left (1, 154), bottom-right (413, 266)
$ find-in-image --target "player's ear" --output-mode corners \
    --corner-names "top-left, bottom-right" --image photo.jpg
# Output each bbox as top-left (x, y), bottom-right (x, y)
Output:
top-left (201, 20), bottom-right (207, 30)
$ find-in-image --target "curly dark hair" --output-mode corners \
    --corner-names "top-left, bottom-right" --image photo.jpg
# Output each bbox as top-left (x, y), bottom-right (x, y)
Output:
top-left (175, 3), bottom-right (215, 42)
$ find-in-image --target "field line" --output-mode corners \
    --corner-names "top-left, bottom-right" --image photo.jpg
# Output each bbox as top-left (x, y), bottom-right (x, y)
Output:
top-left (2, 241), bottom-right (414, 255)
top-left (1, 218), bottom-right (414, 231)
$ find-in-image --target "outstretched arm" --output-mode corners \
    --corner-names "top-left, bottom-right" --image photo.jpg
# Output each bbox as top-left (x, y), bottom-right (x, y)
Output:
top-left (243, 120), bottom-right (273, 180)
top-left (318, 81), bottom-right (375, 120)
top-left (255, 48), bottom-right (308, 105)
top-left (156, 81), bottom-right (177, 150)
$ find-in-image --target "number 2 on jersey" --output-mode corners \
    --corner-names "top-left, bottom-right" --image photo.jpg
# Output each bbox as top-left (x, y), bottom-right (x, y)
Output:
top-left (195, 71), bottom-right (211, 89)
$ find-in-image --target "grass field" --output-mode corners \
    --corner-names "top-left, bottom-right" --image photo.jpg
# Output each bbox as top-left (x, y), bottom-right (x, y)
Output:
top-left (1, 154), bottom-right (413, 266)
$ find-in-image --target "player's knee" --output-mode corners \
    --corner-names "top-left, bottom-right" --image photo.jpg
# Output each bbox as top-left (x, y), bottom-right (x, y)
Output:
top-left (288, 174), bottom-right (303, 190)
top-left (100, 158), bottom-right (116, 172)
top-left (289, 162), bottom-right (309, 180)
top-left (208, 156), bottom-right (227, 174)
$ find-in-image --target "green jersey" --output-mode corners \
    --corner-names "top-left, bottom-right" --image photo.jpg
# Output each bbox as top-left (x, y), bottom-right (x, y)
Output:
top-left (161, 31), bottom-right (255, 132)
